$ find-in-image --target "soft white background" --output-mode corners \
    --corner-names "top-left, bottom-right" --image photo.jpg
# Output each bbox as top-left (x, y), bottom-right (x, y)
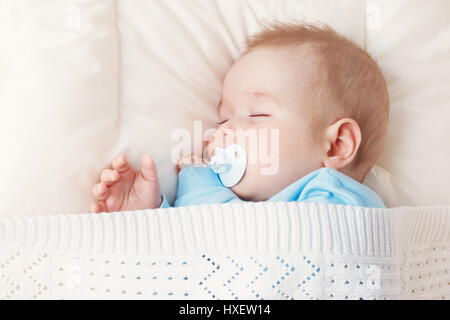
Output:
top-left (0, 0), bottom-right (449, 218)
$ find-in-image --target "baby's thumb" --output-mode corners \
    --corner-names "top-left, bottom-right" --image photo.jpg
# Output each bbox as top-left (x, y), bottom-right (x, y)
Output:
top-left (141, 155), bottom-right (158, 182)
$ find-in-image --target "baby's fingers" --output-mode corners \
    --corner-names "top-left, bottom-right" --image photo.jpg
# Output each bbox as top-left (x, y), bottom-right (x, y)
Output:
top-left (92, 182), bottom-right (110, 200)
top-left (101, 169), bottom-right (120, 186)
top-left (91, 201), bottom-right (106, 213)
top-left (112, 154), bottom-right (131, 173)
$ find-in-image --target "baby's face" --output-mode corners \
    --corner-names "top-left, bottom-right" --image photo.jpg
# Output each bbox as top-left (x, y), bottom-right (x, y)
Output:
top-left (207, 47), bottom-right (326, 201)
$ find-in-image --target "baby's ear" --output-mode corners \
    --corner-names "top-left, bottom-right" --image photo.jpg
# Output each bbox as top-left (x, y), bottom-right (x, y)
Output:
top-left (322, 118), bottom-right (361, 170)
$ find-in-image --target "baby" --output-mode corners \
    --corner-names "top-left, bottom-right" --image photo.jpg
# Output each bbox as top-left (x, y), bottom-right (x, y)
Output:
top-left (91, 23), bottom-right (389, 213)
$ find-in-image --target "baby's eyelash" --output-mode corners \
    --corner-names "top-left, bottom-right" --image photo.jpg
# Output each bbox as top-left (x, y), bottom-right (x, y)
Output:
top-left (218, 114), bottom-right (270, 124)
top-left (249, 114), bottom-right (271, 117)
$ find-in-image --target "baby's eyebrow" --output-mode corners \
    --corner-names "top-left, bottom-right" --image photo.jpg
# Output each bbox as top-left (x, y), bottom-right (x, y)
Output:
top-left (218, 91), bottom-right (278, 112)
top-left (247, 90), bottom-right (279, 104)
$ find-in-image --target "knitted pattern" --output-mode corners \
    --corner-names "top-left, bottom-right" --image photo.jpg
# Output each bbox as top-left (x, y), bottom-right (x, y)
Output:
top-left (0, 202), bottom-right (448, 300)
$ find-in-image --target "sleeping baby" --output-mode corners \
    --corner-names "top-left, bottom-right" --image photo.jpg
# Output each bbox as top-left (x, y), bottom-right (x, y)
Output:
top-left (90, 23), bottom-right (390, 213)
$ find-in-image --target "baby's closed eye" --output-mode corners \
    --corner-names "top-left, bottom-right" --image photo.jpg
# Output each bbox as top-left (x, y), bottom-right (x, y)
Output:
top-left (248, 113), bottom-right (272, 122)
top-left (217, 112), bottom-right (272, 125)
top-left (249, 113), bottom-right (271, 117)
top-left (248, 104), bottom-right (273, 120)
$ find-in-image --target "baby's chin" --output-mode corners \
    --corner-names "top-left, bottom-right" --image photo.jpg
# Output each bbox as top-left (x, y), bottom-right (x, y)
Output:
top-left (230, 171), bottom-right (276, 202)
top-left (231, 184), bottom-right (261, 202)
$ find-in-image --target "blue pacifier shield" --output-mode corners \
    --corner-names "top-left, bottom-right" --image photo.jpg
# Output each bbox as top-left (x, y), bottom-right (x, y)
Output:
top-left (210, 144), bottom-right (247, 188)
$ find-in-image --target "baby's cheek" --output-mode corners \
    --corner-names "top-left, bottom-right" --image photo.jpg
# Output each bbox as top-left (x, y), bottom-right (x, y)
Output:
top-left (230, 164), bottom-right (255, 199)
top-left (231, 162), bottom-right (280, 201)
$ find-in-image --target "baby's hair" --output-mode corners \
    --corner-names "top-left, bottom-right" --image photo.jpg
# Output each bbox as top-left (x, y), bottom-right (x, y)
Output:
top-left (245, 22), bottom-right (390, 176)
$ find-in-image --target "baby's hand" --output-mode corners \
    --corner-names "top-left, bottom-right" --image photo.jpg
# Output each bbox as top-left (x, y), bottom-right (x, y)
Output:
top-left (91, 154), bottom-right (162, 213)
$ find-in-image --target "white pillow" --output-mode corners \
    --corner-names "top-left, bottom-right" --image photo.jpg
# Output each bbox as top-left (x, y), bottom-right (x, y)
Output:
top-left (1, 0), bottom-right (449, 218)
top-left (0, 0), bottom-right (117, 218)
top-left (364, 0), bottom-right (450, 207)
top-left (0, 0), bottom-right (366, 218)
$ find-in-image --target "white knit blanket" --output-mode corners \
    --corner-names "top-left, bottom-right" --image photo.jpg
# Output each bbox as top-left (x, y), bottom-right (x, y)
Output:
top-left (0, 202), bottom-right (448, 300)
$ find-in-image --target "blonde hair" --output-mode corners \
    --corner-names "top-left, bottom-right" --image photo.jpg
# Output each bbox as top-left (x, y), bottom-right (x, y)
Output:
top-left (245, 22), bottom-right (389, 176)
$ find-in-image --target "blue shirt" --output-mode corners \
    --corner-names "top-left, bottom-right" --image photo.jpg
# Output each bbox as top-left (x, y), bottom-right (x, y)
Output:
top-left (160, 167), bottom-right (385, 208)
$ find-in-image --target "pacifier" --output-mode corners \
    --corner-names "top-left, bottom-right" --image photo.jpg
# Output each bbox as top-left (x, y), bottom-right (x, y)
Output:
top-left (182, 144), bottom-right (247, 188)
top-left (209, 144), bottom-right (247, 187)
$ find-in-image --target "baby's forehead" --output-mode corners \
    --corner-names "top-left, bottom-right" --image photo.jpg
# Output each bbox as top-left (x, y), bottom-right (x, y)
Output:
top-left (271, 45), bottom-right (325, 87)
top-left (258, 46), bottom-right (325, 86)
top-left (259, 42), bottom-right (322, 61)
top-left (283, 44), bottom-right (324, 71)
top-left (222, 44), bottom-right (325, 105)
top-left (240, 45), bottom-right (323, 82)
